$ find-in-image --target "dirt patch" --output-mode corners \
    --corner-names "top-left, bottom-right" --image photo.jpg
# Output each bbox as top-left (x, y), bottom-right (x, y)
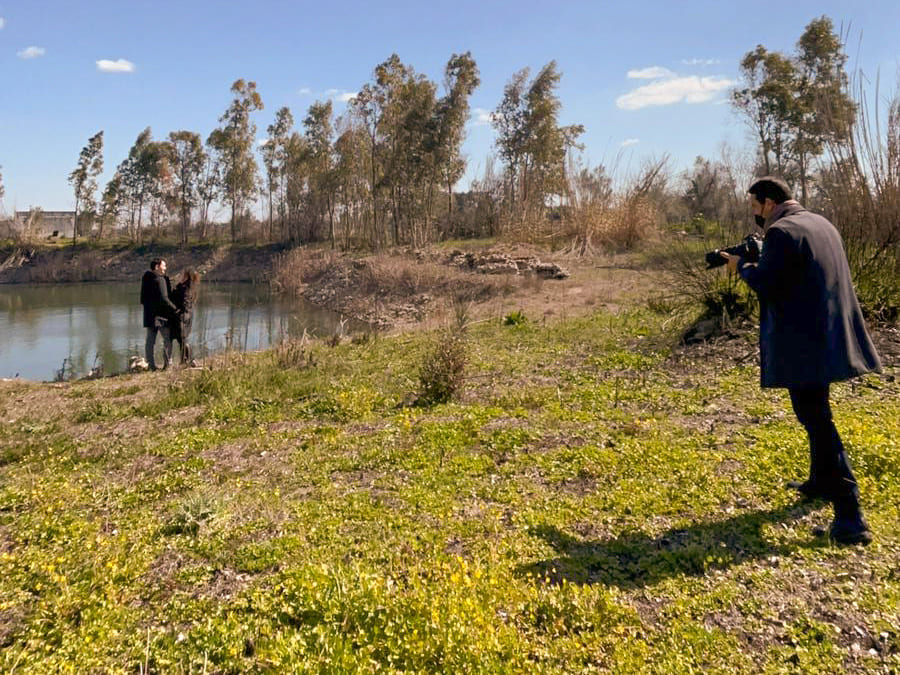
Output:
top-left (270, 244), bottom-right (656, 331)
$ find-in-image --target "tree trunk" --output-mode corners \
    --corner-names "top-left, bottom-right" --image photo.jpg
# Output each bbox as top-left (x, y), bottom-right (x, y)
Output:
top-left (72, 197), bottom-right (79, 248)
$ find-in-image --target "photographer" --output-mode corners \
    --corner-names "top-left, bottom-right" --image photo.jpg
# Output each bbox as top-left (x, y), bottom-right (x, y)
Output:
top-left (722, 176), bottom-right (881, 545)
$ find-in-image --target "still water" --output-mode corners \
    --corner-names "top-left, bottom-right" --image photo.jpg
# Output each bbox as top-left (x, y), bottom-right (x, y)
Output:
top-left (0, 282), bottom-right (364, 381)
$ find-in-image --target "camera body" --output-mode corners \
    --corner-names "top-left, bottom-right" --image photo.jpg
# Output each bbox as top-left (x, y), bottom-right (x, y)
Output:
top-left (705, 234), bottom-right (763, 270)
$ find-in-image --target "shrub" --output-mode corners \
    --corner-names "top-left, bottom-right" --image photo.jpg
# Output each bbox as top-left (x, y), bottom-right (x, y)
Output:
top-left (502, 310), bottom-right (528, 327)
top-left (417, 330), bottom-right (468, 406)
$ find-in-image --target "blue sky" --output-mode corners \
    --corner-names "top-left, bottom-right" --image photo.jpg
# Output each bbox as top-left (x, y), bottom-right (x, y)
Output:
top-left (1, 0), bottom-right (898, 213)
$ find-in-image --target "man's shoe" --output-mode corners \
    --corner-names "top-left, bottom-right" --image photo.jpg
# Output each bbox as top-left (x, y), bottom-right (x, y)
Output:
top-left (829, 515), bottom-right (872, 545)
top-left (829, 496), bottom-right (872, 545)
top-left (786, 479), bottom-right (829, 502)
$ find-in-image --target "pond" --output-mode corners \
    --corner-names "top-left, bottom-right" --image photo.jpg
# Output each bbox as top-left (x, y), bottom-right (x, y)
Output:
top-left (0, 282), bottom-right (366, 381)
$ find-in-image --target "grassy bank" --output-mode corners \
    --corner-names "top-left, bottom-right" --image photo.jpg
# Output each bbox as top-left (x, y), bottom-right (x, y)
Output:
top-left (0, 242), bottom-right (283, 284)
top-left (1, 299), bottom-right (898, 673)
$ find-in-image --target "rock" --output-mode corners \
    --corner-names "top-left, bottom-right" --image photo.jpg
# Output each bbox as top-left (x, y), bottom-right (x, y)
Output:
top-left (535, 262), bottom-right (570, 279)
top-left (683, 319), bottom-right (719, 344)
top-left (129, 356), bottom-right (149, 373)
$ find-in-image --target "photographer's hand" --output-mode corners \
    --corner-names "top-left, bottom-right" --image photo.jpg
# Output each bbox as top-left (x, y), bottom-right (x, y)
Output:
top-left (720, 252), bottom-right (740, 274)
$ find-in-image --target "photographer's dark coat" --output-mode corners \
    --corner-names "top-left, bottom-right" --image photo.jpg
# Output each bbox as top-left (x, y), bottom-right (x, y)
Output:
top-left (140, 270), bottom-right (178, 329)
top-left (738, 201), bottom-right (881, 388)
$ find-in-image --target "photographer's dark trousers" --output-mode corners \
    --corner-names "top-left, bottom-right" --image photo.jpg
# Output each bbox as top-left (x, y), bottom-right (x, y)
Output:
top-left (789, 385), bottom-right (859, 501)
top-left (145, 325), bottom-right (172, 371)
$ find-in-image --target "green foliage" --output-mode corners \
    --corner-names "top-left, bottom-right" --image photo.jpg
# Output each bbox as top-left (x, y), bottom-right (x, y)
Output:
top-left (503, 309), bottom-right (528, 326)
top-left (850, 251), bottom-right (900, 323)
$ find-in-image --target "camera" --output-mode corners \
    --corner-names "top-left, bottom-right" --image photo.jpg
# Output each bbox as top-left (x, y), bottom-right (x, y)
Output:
top-left (705, 234), bottom-right (763, 270)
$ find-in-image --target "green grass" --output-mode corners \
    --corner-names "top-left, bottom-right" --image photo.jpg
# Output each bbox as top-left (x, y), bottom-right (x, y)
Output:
top-left (0, 306), bottom-right (898, 673)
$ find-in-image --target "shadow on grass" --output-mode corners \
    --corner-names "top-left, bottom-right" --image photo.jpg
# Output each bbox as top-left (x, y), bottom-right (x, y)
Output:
top-left (518, 502), bottom-right (824, 590)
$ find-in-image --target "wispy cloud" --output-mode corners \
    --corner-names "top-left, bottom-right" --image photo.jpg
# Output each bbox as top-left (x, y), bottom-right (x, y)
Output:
top-left (621, 138), bottom-right (640, 147)
top-left (0, 17), bottom-right (6, 29)
top-left (17, 46), bottom-right (46, 59)
top-left (682, 58), bottom-right (720, 66)
top-left (617, 75), bottom-right (735, 110)
top-left (471, 108), bottom-right (493, 126)
top-left (96, 58), bottom-right (135, 73)
top-left (627, 66), bottom-right (675, 79)
top-left (300, 87), bottom-right (356, 103)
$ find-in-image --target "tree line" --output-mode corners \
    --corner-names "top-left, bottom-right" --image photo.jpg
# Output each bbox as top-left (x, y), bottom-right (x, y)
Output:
top-left (55, 52), bottom-right (586, 249)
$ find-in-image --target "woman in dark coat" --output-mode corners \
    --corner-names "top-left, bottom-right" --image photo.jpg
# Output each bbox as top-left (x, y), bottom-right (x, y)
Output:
top-left (170, 269), bottom-right (199, 365)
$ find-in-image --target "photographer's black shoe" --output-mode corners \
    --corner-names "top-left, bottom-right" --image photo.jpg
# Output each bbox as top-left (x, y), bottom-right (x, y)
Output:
top-left (786, 479), bottom-right (829, 502)
top-left (829, 497), bottom-right (873, 546)
top-left (829, 515), bottom-right (872, 545)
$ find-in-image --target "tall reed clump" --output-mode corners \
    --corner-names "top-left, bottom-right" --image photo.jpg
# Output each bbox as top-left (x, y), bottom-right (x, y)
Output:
top-left (646, 218), bottom-right (758, 340)
top-left (819, 76), bottom-right (900, 322)
top-left (556, 157), bottom-right (667, 256)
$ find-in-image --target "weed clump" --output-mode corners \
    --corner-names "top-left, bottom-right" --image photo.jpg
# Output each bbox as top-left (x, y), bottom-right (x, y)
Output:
top-left (503, 310), bottom-right (528, 327)
top-left (417, 330), bottom-right (468, 406)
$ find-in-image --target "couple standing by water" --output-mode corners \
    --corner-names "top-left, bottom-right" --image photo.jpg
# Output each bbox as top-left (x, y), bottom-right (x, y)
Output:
top-left (139, 258), bottom-right (199, 370)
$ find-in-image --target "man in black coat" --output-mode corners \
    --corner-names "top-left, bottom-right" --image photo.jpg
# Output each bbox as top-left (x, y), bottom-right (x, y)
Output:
top-left (723, 177), bottom-right (881, 545)
top-left (139, 258), bottom-right (179, 371)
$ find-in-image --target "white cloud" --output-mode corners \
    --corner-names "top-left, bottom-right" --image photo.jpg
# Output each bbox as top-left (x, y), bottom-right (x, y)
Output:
top-left (96, 59), bottom-right (135, 73)
top-left (616, 75), bottom-right (735, 110)
top-left (301, 88), bottom-right (356, 103)
top-left (0, 17), bottom-right (6, 29)
top-left (621, 138), bottom-right (640, 147)
top-left (627, 66), bottom-right (676, 79)
top-left (471, 108), bottom-right (493, 126)
top-left (17, 46), bottom-right (46, 59)
top-left (682, 58), bottom-right (720, 66)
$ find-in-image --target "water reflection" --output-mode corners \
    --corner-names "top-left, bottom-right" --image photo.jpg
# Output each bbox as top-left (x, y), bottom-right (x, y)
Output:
top-left (0, 282), bottom-right (365, 381)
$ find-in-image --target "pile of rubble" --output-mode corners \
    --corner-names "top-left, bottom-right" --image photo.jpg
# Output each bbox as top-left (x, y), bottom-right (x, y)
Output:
top-left (446, 251), bottom-right (569, 279)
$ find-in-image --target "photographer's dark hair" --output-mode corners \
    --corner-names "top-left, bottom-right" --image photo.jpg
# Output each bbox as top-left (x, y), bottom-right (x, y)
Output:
top-left (150, 258), bottom-right (164, 271)
top-left (748, 177), bottom-right (793, 205)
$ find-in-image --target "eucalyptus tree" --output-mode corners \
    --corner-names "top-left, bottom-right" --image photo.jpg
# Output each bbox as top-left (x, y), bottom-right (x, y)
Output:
top-left (386, 68), bottom-right (438, 246)
top-left (351, 83), bottom-right (386, 247)
top-left (732, 46), bottom-right (799, 177)
top-left (493, 68), bottom-right (530, 211)
top-left (0, 165), bottom-right (5, 204)
top-left (333, 122), bottom-right (370, 247)
top-left (303, 100), bottom-right (338, 246)
top-left (283, 131), bottom-right (310, 244)
top-left (364, 54), bottom-right (437, 246)
top-left (493, 62), bottom-right (583, 224)
top-left (197, 151), bottom-right (221, 240)
top-left (120, 128), bottom-right (170, 243)
top-left (732, 16), bottom-right (854, 201)
top-left (168, 131), bottom-right (206, 245)
top-left (67, 130), bottom-right (104, 245)
top-left (98, 174), bottom-right (123, 240)
top-left (433, 52), bottom-right (480, 220)
top-left (792, 16), bottom-right (855, 202)
top-left (208, 79), bottom-right (264, 242)
top-left (262, 106), bottom-right (294, 241)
